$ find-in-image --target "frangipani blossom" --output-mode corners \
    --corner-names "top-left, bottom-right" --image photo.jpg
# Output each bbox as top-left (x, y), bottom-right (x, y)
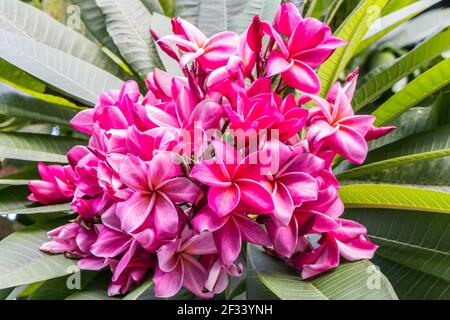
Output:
top-left (264, 4), bottom-right (346, 93)
top-left (292, 219), bottom-right (377, 279)
top-left (28, 163), bottom-right (75, 205)
top-left (153, 227), bottom-right (216, 297)
top-left (31, 3), bottom-right (389, 298)
top-left (192, 205), bottom-right (270, 266)
top-left (191, 140), bottom-right (274, 216)
top-left (158, 18), bottom-right (239, 71)
top-left (116, 152), bottom-right (201, 235)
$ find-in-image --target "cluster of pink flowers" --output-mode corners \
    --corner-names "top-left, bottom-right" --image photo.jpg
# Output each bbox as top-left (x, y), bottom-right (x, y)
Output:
top-left (29, 4), bottom-right (394, 297)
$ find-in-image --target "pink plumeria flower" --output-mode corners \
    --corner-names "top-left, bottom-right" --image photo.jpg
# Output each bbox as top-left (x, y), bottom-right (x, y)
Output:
top-left (263, 4), bottom-right (346, 93)
top-left (40, 222), bottom-right (98, 258)
top-left (153, 227), bottom-right (217, 298)
top-left (199, 254), bottom-right (244, 294)
top-left (116, 151), bottom-right (202, 235)
top-left (71, 81), bottom-right (142, 134)
top-left (292, 219), bottom-right (378, 279)
top-left (191, 140), bottom-right (274, 217)
top-left (192, 205), bottom-right (270, 266)
top-left (28, 163), bottom-right (76, 205)
top-left (158, 18), bottom-right (239, 71)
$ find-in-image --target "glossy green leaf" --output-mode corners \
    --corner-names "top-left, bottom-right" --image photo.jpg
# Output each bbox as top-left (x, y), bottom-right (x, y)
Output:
top-left (29, 271), bottom-right (98, 300)
top-left (339, 184), bottom-right (450, 213)
top-left (234, 0), bottom-right (282, 34)
top-left (96, 0), bottom-right (163, 80)
top-left (0, 186), bottom-right (32, 214)
top-left (1, 204), bottom-right (72, 216)
top-left (356, 0), bottom-right (442, 55)
top-left (0, 131), bottom-right (84, 163)
top-left (0, 218), bottom-right (76, 290)
top-left (71, 0), bottom-right (122, 56)
top-left (345, 208), bottom-right (450, 299)
top-left (122, 276), bottom-right (153, 300)
top-left (0, 58), bottom-right (45, 93)
top-left (354, 27), bottom-right (450, 111)
top-left (0, 29), bottom-right (124, 105)
top-left (66, 272), bottom-right (119, 300)
top-left (372, 58), bottom-right (450, 126)
top-left (0, 82), bottom-right (78, 126)
top-left (0, 0), bottom-right (125, 79)
top-left (173, 0), bottom-right (201, 25)
top-left (246, 244), bottom-right (397, 300)
top-left (318, 0), bottom-right (388, 96)
top-left (337, 125), bottom-right (450, 180)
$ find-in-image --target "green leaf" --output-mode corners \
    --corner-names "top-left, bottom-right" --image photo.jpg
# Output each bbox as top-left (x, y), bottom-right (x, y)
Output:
top-left (29, 271), bottom-right (98, 300)
top-left (344, 208), bottom-right (450, 299)
top-left (197, 0), bottom-right (246, 36)
top-left (337, 125), bottom-right (450, 180)
top-left (66, 272), bottom-right (119, 300)
top-left (0, 58), bottom-right (45, 93)
top-left (339, 184), bottom-right (450, 214)
top-left (0, 131), bottom-right (84, 163)
top-left (356, 0), bottom-right (442, 55)
top-left (0, 82), bottom-right (78, 126)
top-left (0, 29), bottom-right (124, 106)
top-left (122, 276), bottom-right (153, 300)
top-left (0, 0), bottom-right (125, 79)
top-left (372, 58), bottom-right (450, 126)
top-left (0, 218), bottom-right (77, 290)
top-left (0, 287), bottom-right (14, 299)
top-left (353, 27), bottom-right (450, 111)
top-left (1, 204), bottom-right (72, 216)
top-left (96, 0), bottom-right (163, 80)
top-left (141, 0), bottom-right (163, 14)
top-left (317, 0), bottom-right (389, 97)
top-left (174, 0), bottom-right (201, 25)
top-left (71, 0), bottom-right (122, 57)
top-left (0, 186), bottom-right (31, 214)
top-left (246, 244), bottom-right (397, 300)
top-left (233, 0), bottom-right (282, 34)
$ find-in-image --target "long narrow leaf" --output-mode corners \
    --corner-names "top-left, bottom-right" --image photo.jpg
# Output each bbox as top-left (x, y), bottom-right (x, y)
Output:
top-left (317, 0), bottom-right (388, 96)
top-left (354, 27), bottom-right (450, 111)
top-left (339, 184), bottom-right (450, 213)
top-left (337, 125), bottom-right (450, 180)
top-left (0, 132), bottom-right (84, 163)
top-left (372, 58), bottom-right (450, 126)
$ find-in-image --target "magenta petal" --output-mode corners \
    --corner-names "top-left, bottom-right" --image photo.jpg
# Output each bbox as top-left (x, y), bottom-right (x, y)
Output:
top-left (182, 255), bottom-right (212, 298)
top-left (214, 218), bottom-right (241, 266)
top-left (149, 151), bottom-right (181, 187)
top-left (191, 160), bottom-right (231, 188)
top-left (232, 214), bottom-right (270, 246)
top-left (182, 232), bottom-right (217, 255)
top-left (159, 177), bottom-right (202, 203)
top-left (327, 125), bottom-right (368, 164)
top-left (153, 193), bottom-right (179, 237)
top-left (237, 179), bottom-right (274, 214)
top-left (266, 50), bottom-right (293, 77)
top-left (90, 228), bottom-right (131, 258)
top-left (208, 184), bottom-right (240, 217)
top-left (279, 172), bottom-right (318, 204)
top-left (337, 237), bottom-right (378, 261)
top-left (78, 256), bottom-right (109, 270)
top-left (157, 239), bottom-right (181, 272)
top-left (70, 109), bottom-right (94, 134)
top-left (266, 217), bottom-right (298, 258)
top-left (282, 60), bottom-right (320, 94)
top-left (271, 182), bottom-right (295, 226)
top-left (116, 192), bottom-right (154, 233)
top-left (191, 205), bottom-right (229, 233)
top-left (118, 155), bottom-right (149, 192)
top-left (154, 263), bottom-right (184, 298)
